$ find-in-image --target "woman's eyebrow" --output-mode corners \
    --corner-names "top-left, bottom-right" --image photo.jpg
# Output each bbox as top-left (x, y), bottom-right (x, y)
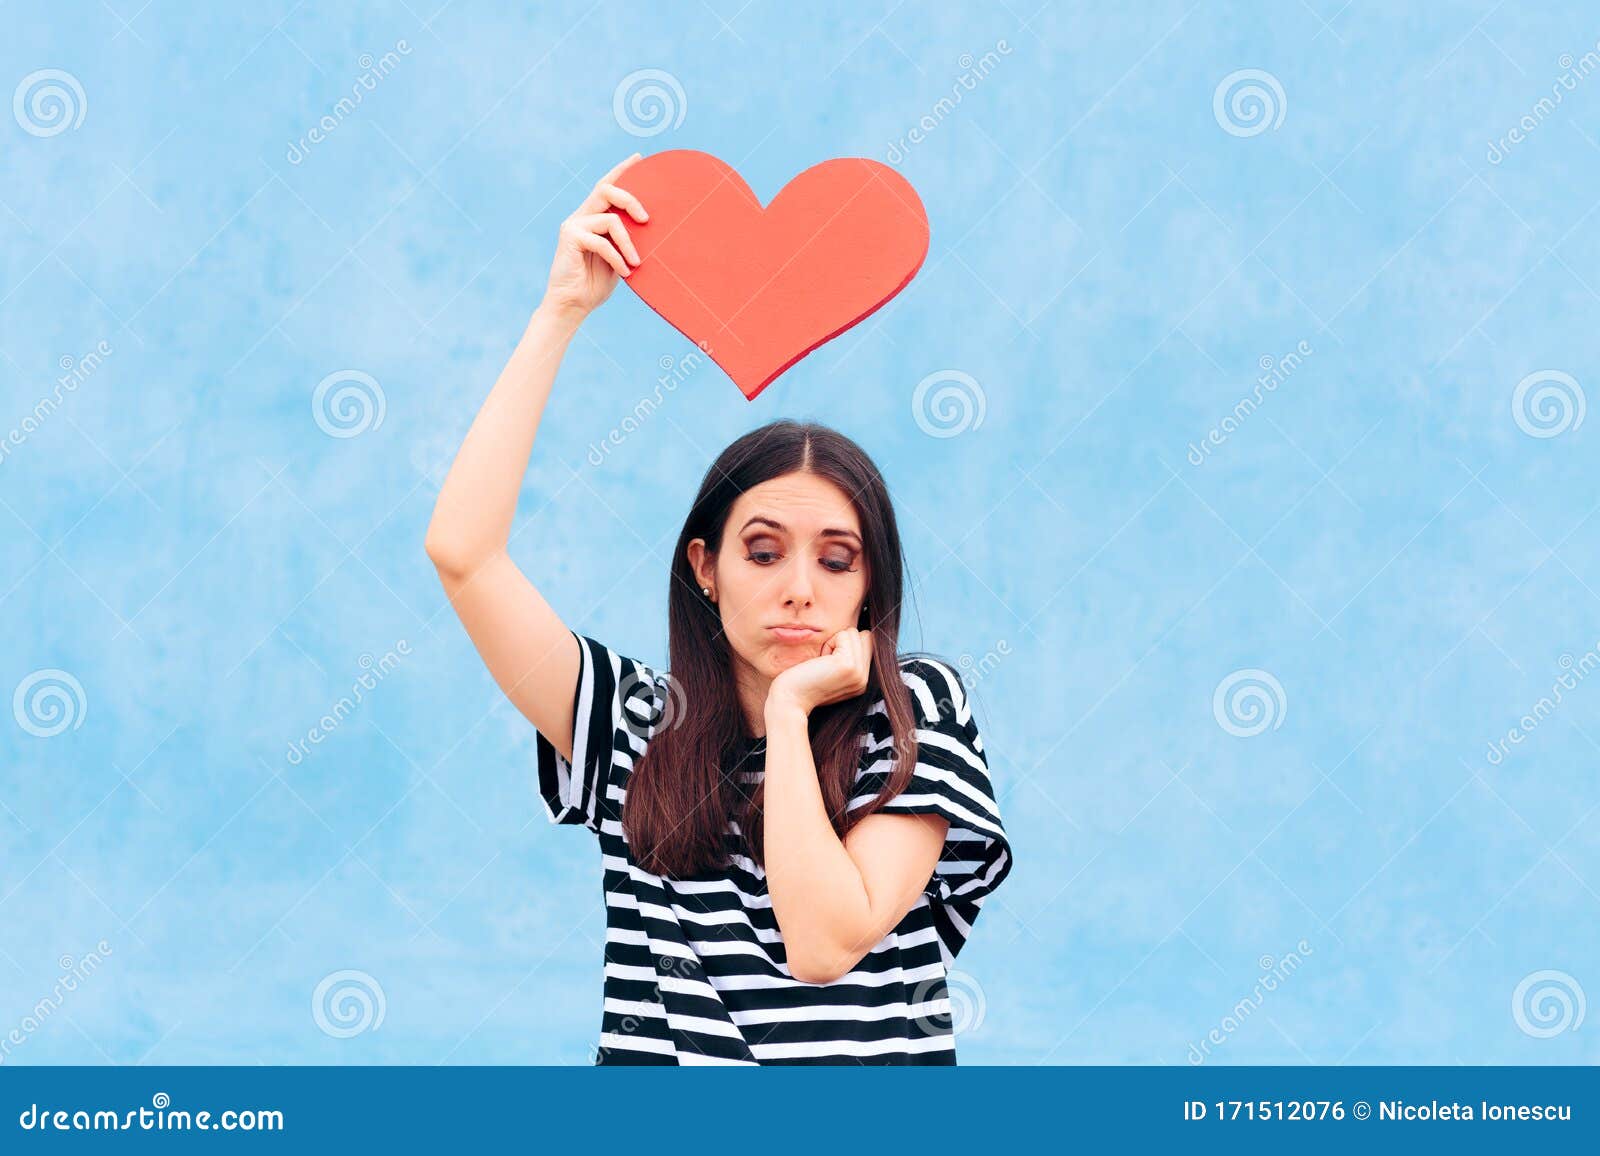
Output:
top-left (739, 515), bottom-right (862, 544)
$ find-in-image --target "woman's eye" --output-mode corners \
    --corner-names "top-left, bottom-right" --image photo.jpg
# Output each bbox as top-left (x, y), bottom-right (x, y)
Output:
top-left (743, 546), bottom-right (856, 572)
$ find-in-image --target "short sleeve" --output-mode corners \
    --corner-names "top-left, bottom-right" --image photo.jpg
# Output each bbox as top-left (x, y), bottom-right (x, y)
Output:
top-left (849, 657), bottom-right (1014, 964)
top-left (534, 629), bottom-right (666, 835)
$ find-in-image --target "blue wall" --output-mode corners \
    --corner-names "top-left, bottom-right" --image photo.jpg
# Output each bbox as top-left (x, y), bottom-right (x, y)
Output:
top-left (2, 1), bottom-right (1597, 1064)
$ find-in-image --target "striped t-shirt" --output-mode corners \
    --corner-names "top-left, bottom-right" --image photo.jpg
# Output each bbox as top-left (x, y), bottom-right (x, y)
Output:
top-left (533, 629), bottom-right (1014, 1065)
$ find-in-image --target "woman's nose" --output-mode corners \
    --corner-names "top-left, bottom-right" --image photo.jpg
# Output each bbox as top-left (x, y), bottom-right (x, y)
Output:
top-left (781, 558), bottom-right (813, 605)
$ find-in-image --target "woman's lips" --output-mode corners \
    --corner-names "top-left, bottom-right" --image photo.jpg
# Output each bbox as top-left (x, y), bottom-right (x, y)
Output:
top-left (769, 626), bottom-right (819, 643)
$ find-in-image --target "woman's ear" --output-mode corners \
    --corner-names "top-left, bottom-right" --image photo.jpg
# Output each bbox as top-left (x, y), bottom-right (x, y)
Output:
top-left (686, 537), bottom-right (711, 590)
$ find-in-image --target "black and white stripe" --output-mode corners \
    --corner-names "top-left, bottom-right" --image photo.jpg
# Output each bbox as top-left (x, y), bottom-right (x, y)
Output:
top-left (533, 630), bottom-right (1014, 1065)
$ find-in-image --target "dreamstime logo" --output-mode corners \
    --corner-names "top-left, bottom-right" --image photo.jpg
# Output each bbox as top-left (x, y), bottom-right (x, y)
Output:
top-left (1511, 370), bottom-right (1584, 438)
top-left (617, 668), bottom-right (686, 743)
top-left (1512, 969), bottom-right (1585, 1038)
top-left (1483, 645), bottom-right (1600, 767)
top-left (1187, 340), bottom-right (1313, 465)
top-left (311, 969), bottom-right (386, 1038)
top-left (613, 69), bottom-right (685, 137)
top-left (286, 41), bottom-right (412, 165)
top-left (1187, 940), bottom-right (1313, 1064)
top-left (0, 940), bottom-right (113, 1065)
top-left (1, 339), bottom-right (113, 468)
top-left (1212, 669), bottom-right (1286, 737)
top-left (285, 641), bottom-right (410, 765)
top-left (13, 69), bottom-right (86, 137)
top-left (912, 369), bottom-right (986, 438)
top-left (955, 640), bottom-right (1012, 691)
top-left (13, 669), bottom-right (87, 738)
top-left (587, 954), bottom-right (699, 1062)
top-left (1487, 42), bottom-right (1600, 165)
top-left (312, 370), bottom-right (386, 438)
top-left (586, 342), bottom-right (711, 467)
top-left (884, 40), bottom-right (1013, 165)
top-left (886, 658), bottom-right (987, 770)
top-left (910, 968), bottom-right (986, 1036)
top-left (1212, 69), bottom-right (1286, 137)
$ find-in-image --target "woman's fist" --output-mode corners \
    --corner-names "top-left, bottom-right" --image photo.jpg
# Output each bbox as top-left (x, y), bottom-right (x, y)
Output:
top-left (766, 628), bottom-right (874, 716)
top-left (542, 153), bottom-right (649, 319)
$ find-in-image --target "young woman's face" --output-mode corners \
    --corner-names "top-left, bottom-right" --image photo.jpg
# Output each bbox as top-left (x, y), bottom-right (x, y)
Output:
top-left (690, 472), bottom-right (870, 679)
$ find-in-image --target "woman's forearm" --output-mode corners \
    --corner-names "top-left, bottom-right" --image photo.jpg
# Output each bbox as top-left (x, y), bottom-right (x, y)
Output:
top-left (761, 700), bottom-right (875, 983)
top-left (424, 301), bottom-right (585, 575)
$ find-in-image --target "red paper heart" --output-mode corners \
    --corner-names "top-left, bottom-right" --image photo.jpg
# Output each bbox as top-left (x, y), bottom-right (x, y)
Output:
top-left (610, 150), bottom-right (930, 401)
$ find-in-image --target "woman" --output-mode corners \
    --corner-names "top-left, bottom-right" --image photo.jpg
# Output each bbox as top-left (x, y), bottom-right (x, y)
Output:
top-left (425, 153), bottom-right (1014, 1064)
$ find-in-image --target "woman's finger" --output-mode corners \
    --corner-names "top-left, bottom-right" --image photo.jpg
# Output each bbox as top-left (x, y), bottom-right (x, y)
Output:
top-left (572, 229), bottom-right (630, 279)
top-left (834, 631), bottom-right (857, 677)
top-left (572, 212), bottom-right (639, 266)
top-left (581, 153), bottom-right (644, 213)
top-left (599, 151), bottom-right (643, 186)
top-left (598, 182), bottom-right (648, 223)
top-left (592, 211), bottom-right (642, 266)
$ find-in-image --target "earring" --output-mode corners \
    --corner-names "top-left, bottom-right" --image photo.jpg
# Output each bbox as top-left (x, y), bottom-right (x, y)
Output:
top-left (702, 587), bottom-right (712, 598)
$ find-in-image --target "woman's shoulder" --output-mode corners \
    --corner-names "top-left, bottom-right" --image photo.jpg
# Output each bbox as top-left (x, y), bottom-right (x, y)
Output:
top-left (888, 652), bottom-right (972, 721)
top-left (853, 654), bottom-right (979, 755)
top-left (569, 631), bottom-right (675, 741)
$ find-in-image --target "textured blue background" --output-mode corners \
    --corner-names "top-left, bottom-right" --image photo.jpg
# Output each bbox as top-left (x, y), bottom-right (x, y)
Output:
top-left (2, 1), bottom-right (1597, 1066)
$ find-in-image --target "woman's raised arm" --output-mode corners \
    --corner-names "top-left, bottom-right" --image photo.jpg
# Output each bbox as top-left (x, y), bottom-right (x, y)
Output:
top-left (424, 153), bottom-right (648, 762)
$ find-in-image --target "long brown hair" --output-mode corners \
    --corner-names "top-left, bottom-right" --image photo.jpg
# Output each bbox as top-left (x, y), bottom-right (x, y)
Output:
top-left (622, 420), bottom-right (927, 878)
